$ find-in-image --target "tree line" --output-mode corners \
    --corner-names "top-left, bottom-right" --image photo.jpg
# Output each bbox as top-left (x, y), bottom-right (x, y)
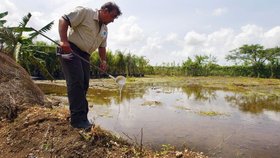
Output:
top-left (1, 12), bottom-right (280, 79)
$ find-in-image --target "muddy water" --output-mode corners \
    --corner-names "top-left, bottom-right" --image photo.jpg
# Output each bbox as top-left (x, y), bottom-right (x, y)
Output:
top-left (39, 82), bottom-right (280, 158)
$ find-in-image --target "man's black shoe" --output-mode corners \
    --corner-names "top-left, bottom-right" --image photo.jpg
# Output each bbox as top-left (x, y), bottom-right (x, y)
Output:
top-left (71, 120), bottom-right (94, 130)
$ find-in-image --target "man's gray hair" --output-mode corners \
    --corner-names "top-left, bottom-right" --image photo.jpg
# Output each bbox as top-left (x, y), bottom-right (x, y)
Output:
top-left (101, 2), bottom-right (122, 17)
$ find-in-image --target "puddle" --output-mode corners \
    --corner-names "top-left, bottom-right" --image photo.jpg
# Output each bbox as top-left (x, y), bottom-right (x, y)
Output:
top-left (39, 82), bottom-right (280, 158)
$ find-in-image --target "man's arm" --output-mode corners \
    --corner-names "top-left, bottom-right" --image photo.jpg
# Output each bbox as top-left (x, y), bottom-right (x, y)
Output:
top-left (58, 17), bottom-right (72, 52)
top-left (98, 47), bottom-right (107, 71)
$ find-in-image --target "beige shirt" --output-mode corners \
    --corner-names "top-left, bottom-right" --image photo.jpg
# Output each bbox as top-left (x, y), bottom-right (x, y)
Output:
top-left (64, 6), bottom-right (107, 54)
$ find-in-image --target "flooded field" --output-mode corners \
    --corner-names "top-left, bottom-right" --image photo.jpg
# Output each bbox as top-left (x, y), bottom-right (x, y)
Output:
top-left (37, 77), bottom-right (280, 158)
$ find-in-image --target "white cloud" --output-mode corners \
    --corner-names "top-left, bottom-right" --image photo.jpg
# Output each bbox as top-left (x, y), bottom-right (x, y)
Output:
top-left (139, 35), bottom-right (163, 59)
top-left (145, 36), bottom-right (162, 50)
top-left (0, 0), bottom-right (16, 12)
top-left (184, 31), bottom-right (207, 45)
top-left (135, 32), bottom-right (186, 65)
top-left (109, 24), bottom-right (280, 66)
top-left (233, 24), bottom-right (264, 46)
top-left (212, 7), bottom-right (228, 16)
top-left (110, 16), bottom-right (144, 48)
top-left (263, 26), bottom-right (280, 48)
top-left (165, 33), bottom-right (178, 41)
top-left (205, 29), bottom-right (235, 63)
top-left (174, 25), bottom-right (280, 65)
top-left (207, 28), bottom-right (234, 46)
top-left (0, 0), bottom-right (22, 26)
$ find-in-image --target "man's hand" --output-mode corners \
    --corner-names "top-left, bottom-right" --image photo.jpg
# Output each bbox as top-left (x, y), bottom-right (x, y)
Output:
top-left (59, 41), bottom-right (72, 53)
top-left (98, 47), bottom-right (107, 72)
top-left (99, 60), bottom-right (107, 72)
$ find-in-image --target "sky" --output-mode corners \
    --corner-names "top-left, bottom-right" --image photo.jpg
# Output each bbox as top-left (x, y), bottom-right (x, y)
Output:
top-left (1, 0), bottom-right (280, 65)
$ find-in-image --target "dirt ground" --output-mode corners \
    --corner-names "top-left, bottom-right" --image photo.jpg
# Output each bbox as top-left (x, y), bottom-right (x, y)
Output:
top-left (0, 105), bottom-right (207, 158)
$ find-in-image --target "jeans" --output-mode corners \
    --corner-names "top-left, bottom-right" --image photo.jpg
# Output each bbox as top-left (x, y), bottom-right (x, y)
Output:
top-left (59, 42), bottom-right (90, 123)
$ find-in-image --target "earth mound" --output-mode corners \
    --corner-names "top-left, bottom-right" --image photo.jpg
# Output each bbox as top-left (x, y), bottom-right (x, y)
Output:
top-left (0, 53), bottom-right (44, 120)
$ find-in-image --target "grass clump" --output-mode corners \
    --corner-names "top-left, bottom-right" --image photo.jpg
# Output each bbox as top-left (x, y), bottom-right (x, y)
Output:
top-left (197, 110), bottom-right (228, 116)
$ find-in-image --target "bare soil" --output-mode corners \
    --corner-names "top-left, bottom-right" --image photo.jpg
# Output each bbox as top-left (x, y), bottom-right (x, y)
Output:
top-left (0, 106), bottom-right (207, 158)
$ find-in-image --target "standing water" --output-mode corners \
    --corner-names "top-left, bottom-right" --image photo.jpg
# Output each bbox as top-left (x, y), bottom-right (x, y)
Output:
top-left (38, 81), bottom-right (280, 158)
top-left (88, 82), bottom-right (280, 158)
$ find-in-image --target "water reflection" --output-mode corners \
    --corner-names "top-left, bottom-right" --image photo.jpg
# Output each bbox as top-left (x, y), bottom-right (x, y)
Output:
top-left (37, 83), bottom-right (66, 96)
top-left (225, 94), bottom-right (280, 113)
top-left (181, 84), bottom-right (217, 102)
top-left (38, 82), bottom-right (280, 114)
top-left (87, 83), bottom-right (148, 105)
top-left (87, 83), bottom-right (280, 114)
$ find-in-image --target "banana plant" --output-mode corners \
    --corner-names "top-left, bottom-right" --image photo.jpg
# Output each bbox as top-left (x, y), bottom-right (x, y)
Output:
top-left (0, 11), bottom-right (8, 27)
top-left (0, 11), bottom-right (55, 80)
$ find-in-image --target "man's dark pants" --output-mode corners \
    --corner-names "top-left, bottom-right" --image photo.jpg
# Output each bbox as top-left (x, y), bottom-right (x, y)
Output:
top-left (59, 43), bottom-right (90, 125)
